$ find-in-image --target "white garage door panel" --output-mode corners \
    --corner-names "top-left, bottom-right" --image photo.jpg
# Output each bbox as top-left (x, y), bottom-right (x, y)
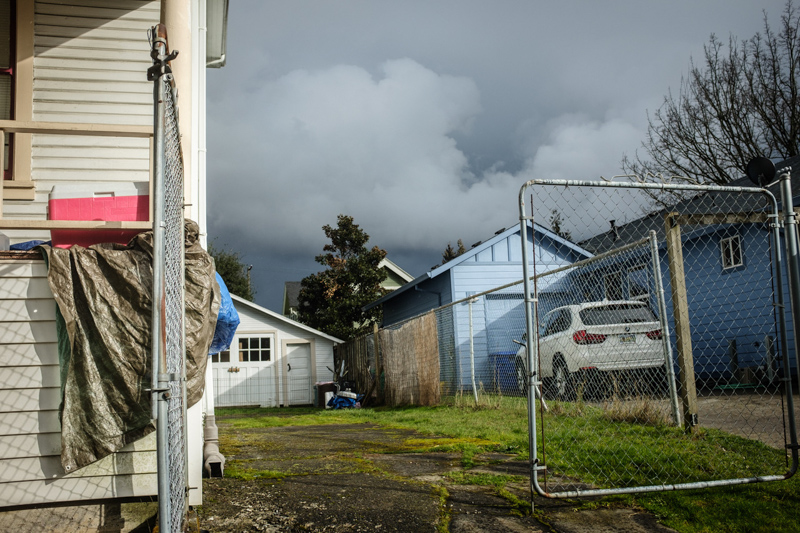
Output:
top-left (287, 343), bottom-right (311, 405)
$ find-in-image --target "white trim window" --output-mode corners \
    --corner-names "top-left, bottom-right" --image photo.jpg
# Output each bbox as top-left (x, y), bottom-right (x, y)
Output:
top-left (238, 336), bottom-right (272, 362)
top-left (720, 235), bottom-right (744, 270)
top-left (211, 349), bottom-right (230, 364)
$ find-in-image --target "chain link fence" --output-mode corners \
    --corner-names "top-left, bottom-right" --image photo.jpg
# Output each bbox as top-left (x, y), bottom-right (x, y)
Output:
top-left (520, 178), bottom-right (798, 497)
top-left (335, 174), bottom-right (799, 500)
top-left (150, 26), bottom-right (187, 532)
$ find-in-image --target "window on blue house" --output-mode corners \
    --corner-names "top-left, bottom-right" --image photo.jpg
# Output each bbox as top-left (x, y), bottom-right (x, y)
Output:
top-left (604, 271), bottom-right (624, 301)
top-left (628, 265), bottom-right (650, 302)
top-left (720, 235), bottom-right (743, 270)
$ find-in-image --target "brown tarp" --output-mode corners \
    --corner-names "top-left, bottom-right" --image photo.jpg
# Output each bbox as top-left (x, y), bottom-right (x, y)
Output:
top-left (40, 220), bottom-right (220, 472)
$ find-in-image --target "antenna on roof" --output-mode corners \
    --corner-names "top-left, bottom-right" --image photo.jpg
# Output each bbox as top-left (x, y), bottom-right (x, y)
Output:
top-left (746, 157), bottom-right (776, 187)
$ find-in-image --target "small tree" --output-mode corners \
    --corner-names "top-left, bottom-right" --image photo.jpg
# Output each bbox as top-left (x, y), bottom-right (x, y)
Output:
top-left (441, 239), bottom-right (467, 265)
top-left (208, 242), bottom-right (254, 301)
top-left (548, 209), bottom-right (572, 241)
top-left (298, 215), bottom-right (387, 340)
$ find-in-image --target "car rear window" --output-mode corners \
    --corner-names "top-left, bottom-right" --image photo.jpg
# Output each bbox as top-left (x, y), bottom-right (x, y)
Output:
top-left (579, 304), bottom-right (657, 326)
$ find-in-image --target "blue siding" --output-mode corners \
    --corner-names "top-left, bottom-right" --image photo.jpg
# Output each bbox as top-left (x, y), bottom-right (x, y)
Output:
top-left (550, 225), bottom-right (788, 380)
top-left (380, 227), bottom-right (591, 392)
top-left (382, 273), bottom-right (452, 325)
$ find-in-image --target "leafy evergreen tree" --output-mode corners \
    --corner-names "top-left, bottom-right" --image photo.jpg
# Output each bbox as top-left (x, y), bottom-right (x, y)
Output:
top-left (441, 239), bottom-right (467, 265)
top-left (298, 215), bottom-right (387, 340)
top-left (208, 242), bottom-right (255, 301)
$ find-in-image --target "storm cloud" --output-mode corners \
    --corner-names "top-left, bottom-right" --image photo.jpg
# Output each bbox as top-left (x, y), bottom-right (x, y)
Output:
top-left (207, 1), bottom-right (786, 308)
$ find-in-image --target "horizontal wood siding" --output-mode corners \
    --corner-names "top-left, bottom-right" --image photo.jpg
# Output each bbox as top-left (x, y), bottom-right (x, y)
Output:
top-left (0, 258), bottom-right (157, 507)
top-left (5, 1), bottom-right (159, 242)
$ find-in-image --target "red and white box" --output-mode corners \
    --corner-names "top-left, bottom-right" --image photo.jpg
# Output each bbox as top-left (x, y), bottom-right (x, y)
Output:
top-left (48, 183), bottom-right (150, 249)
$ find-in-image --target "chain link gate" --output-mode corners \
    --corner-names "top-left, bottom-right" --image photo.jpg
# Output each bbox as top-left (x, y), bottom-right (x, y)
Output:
top-left (518, 176), bottom-right (799, 502)
top-left (149, 25), bottom-right (188, 532)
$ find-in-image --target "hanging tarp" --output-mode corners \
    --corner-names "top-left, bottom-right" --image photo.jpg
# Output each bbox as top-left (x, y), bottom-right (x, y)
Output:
top-left (39, 220), bottom-right (220, 472)
top-left (208, 272), bottom-right (240, 354)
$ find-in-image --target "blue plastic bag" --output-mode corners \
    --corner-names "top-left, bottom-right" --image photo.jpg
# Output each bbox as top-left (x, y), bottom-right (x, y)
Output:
top-left (327, 393), bottom-right (364, 409)
top-left (208, 272), bottom-right (240, 354)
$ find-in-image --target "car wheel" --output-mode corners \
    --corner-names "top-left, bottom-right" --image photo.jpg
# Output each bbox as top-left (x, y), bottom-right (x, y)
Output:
top-left (645, 365), bottom-right (668, 397)
top-left (515, 358), bottom-right (528, 397)
top-left (553, 360), bottom-right (576, 401)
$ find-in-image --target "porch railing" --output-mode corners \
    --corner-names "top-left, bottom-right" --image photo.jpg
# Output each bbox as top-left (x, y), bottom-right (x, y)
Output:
top-left (0, 119), bottom-right (153, 229)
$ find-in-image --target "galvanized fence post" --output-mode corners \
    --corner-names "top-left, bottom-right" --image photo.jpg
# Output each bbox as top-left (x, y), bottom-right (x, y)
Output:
top-left (468, 297), bottom-right (478, 404)
top-left (149, 24), bottom-right (187, 532)
top-left (149, 25), bottom-right (171, 533)
top-left (649, 230), bottom-right (681, 427)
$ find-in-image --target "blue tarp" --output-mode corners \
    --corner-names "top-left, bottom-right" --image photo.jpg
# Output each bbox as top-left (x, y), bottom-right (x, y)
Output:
top-left (327, 394), bottom-right (364, 409)
top-left (209, 273), bottom-right (240, 354)
top-left (11, 240), bottom-right (50, 251)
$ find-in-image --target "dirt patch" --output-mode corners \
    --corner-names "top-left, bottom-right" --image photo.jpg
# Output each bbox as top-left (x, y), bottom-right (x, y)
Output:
top-left (697, 390), bottom-right (800, 450)
top-left (198, 417), bottom-right (677, 532)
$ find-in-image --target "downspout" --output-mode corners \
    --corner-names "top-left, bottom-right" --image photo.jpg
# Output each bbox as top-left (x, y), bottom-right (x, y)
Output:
top-left (203, 356), bottom-right (225, 477)
top-left (414, 285), bottom-right (442, 307)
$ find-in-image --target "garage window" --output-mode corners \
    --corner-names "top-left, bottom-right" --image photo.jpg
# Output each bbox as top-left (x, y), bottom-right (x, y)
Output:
top-left (211, 350), bottom-right (230, 363)
top-left (239, 336), bottom-right (272, 362)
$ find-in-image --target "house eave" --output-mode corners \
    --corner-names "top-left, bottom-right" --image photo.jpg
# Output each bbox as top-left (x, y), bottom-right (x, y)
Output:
top-left (230, 294), bottom-right (344, 343)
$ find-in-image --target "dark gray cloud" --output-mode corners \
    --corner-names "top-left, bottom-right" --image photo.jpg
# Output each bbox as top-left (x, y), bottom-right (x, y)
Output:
top-left (207, 0), bottom-right (785, 308)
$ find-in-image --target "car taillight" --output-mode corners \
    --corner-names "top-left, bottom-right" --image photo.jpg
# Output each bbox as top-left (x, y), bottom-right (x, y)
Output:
top-left (573, 330), bottom-right (606, 344)
top-left (646, 329), bottom-right (663, 340)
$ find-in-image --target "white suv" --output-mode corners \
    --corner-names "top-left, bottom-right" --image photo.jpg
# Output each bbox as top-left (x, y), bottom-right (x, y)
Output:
top-left (515, 300), bottom-right (667, 400)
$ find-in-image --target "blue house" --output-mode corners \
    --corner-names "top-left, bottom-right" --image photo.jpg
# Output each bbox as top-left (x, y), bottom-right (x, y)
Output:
top-left (366, 223), bottom-right (592, 392)
top-left (559, 156), bottom-right (800, 384)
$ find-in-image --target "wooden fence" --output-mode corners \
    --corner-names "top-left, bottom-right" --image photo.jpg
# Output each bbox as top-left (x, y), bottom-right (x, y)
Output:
top-left (333, 312), bottom-right (440, 407)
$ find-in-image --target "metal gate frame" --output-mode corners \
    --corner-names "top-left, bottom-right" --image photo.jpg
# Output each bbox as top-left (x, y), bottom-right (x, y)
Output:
top-left (518, 176), bottom-right (799, 502)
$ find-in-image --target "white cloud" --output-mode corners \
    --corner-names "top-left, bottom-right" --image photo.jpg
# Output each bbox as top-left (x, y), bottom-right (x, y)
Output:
top-left (209, 58), bottom-right (487, 251)
top-left (209, 62), bottom-right (652, 262)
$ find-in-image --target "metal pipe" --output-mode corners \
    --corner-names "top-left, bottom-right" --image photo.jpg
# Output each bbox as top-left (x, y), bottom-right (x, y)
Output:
top-left (469, 298), bottom-right (478, 404)
top-left (649, 230), bottom-right (681, 427)
top-left (150, 24), bottom-right (171, 533)
top-left (518, 186), bottom-right (539, 511)
top-left (778, 172), bottom-right (800, 464)
top-left (532, 472), bottom-right (792, 499)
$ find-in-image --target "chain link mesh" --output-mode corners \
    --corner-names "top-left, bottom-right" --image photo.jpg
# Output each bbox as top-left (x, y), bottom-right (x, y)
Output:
top-left (332, 179), bottom-right (797, 497)
top-left (162, 74), bottom-right (187, 532)
top-left (525, 182), bottom-right (794, 494)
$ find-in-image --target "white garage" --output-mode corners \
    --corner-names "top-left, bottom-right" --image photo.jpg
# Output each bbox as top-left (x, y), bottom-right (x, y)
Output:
top-left (212, 295), bottom-right (342, 407)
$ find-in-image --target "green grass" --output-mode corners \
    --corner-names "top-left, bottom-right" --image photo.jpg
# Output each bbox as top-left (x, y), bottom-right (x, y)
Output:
top-left (216, 398), bottom-right (800, 533)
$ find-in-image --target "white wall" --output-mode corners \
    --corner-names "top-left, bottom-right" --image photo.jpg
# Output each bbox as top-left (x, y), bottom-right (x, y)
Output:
top-left (213, 303), bottom-right (336, 408)
top-left (0, 259), bottom-right (162, 507)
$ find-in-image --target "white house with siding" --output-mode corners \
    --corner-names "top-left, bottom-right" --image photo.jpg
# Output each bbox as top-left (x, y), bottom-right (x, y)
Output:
top-left (213, 294), bottom-right (342, 408)
top-left (0, 0), bottom-right (228, 512)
